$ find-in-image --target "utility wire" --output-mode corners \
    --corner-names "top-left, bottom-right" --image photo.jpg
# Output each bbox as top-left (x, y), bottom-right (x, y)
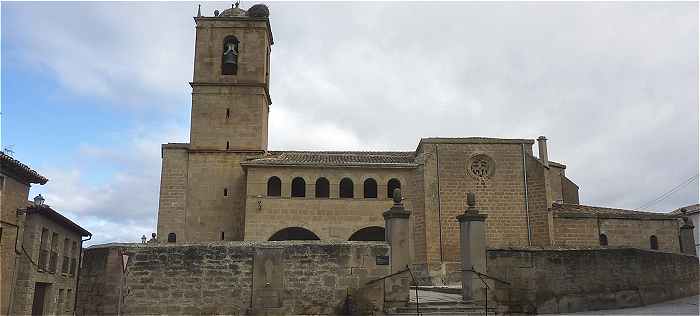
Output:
top-left (637, 174), bottom-right (699, 210)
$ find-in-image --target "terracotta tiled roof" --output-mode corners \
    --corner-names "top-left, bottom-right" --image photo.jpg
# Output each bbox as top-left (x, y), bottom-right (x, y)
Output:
top-left (26, 204), bottom-right (91, 236)
top-left (0, 152), bottom-right (48, 184)
top-left (241, 151), bottom-right (417, 168)
top-left (551, 203), bottom-right (677, 220)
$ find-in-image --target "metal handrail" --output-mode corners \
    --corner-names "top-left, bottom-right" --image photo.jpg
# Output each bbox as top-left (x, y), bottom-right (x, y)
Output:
top-left (461, 267), bottom-right (510, 316)
top-left (460, 268), bottom-right (510, 285)
top-left (365, 265), bottom-right (420, 315)
top-left (364, 267), bottom-right (410, 285)
top-left (405, 265), bottom-right (420, 316)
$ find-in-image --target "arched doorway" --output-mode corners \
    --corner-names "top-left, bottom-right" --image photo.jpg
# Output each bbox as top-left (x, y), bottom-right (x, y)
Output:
top-left (348, 226), bottom-right (385, 241)
top-left (268, 227), bottom-right (320, 241)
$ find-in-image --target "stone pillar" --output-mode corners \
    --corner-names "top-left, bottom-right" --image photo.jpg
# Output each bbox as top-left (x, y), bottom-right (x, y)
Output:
top-left (456, 192), bottom-right (488, 302)
top-left (679, 209), bottom-right (697, 256)
top-left (383, 188), bottom-right (411, 307)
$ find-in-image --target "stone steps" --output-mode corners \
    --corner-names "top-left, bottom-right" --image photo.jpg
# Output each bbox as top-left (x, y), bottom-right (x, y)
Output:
top-left (391, 302), bottom-right (496, 315)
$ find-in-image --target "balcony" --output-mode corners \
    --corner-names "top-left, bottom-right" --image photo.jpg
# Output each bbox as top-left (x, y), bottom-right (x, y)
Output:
top-left (48, 251), bottom-right (58, 273)
top-left (70, 258), bottom-right (77, 276)
top-left (62, 256), bottom-right (70, 274)
top-left (38, 250), bottom-right (48, 272)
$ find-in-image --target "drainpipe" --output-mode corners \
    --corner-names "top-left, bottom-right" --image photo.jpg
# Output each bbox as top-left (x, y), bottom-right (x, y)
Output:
top-left (73, 234), bottom-right (92, 315)
top-left (4, 219), bottom-right (21, 316)
top-left (521, 143), bottom-right (532, 246)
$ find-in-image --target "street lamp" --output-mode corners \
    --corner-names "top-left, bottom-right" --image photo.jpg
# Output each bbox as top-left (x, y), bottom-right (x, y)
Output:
top-left (33, 194), bottom-right (45, 206)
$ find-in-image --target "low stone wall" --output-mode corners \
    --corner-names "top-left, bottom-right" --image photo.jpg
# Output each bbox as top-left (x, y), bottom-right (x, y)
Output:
top-left (76, 241), bottom-right (391, 315)
top-left (486, 248), bottom-right (699, 314)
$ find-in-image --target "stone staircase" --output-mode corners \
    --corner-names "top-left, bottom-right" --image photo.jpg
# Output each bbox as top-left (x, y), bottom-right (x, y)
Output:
top-left (389, 301), bottom-right (497, 315)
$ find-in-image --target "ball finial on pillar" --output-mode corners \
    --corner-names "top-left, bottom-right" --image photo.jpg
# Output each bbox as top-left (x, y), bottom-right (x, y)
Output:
top-left (393, 188), bottom-right (402, 205)
top-left (466, 191), bottom-right (477, 213)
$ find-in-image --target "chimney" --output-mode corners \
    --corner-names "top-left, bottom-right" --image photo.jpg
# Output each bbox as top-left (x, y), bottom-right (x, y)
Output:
top-left (537, 136), bottom-right (549, 167)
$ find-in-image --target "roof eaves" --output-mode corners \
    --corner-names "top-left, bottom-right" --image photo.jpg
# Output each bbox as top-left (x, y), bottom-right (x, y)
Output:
top-left (0, 152), bottom-right (48, 184)
top-left (27, 205), bottom-right (91, 236)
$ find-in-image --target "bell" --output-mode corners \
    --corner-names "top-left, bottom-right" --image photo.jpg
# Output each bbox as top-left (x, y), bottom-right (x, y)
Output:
top-left (223, 51), bottom-right (237, 64)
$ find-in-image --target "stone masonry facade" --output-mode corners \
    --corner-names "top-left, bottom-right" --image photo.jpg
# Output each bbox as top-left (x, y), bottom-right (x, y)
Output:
top-left (487, 248), bottom-right (699, 314)
top-left (156, 3), bottom-right (692, 284)
top-left (77, 242), bottom-right (390, 315)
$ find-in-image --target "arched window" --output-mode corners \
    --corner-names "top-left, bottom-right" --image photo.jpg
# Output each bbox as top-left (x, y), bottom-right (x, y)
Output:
top-left (363, 178), bottom-right (377, 198)
top-left (348, 226), bottom-right (385, 241)
top-left (599, 234), bottom-right (608, 246)
top-left (387, 178), bottom-right (401, 199)
top-left (315, 177), bottom-right (330, 198)
top-left (222, 36), bottom-right (239, 75)
top-left (291, 177), bottom-right (306, 197)
top-left (339, 178), bottom-right (354, 198)
top-left (167, 233), bottom-right (176, 243)
top-left (269, 227), bottom-right (320, 241)
top-left (650, 235), bottom-right (658, 250)
top-left (267, 176), bottom-right (281, 197)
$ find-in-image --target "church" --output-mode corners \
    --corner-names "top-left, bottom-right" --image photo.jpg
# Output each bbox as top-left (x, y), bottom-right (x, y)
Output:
top-left (156, 3), bottom-right (687, 282)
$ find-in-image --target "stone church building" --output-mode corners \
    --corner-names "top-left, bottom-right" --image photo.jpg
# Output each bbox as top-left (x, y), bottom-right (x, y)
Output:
top-left (156, 3), bottom-right (686, 281)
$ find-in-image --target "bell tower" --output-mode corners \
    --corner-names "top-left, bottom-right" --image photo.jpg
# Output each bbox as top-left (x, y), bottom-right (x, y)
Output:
top-left (190, 3), bottom-right (272, 151)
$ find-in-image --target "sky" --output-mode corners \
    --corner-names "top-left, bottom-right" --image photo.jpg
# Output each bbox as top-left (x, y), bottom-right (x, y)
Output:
top-left (1, 1), bottom-right (698, 246)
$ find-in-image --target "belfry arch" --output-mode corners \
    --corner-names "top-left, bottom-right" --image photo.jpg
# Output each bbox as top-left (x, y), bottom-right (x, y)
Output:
top-left (268, 227), bottom-right (320, 241)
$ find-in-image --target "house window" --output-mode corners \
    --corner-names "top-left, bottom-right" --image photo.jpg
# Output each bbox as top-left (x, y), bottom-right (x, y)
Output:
top-left (650, 235), bottom-right (658, 250)
top-left (387, 179), bottom-right (401, 199)
top-left (339, 178), bottom-right (354, 198)
top-left (315, 178), bottom-right (330, 198)
top-left (49, 232), bottom-right (59, 273)
top-left (66, 289), bottom-right (73, 312)
top-left (291, 177), bottom-right (306, 197)
top-left (38, 228), bottom-right (49, 271)
top-left (267, 177), bottom-right (281, 197)
top-left (363, 178), bottom-right (377, 198)
top-left (599, 234), bottom-right (608, 246)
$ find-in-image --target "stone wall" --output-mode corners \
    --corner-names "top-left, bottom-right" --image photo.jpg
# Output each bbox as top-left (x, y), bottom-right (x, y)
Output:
top-left (487, 248), bottom-right (699, 314)
top-left (244, 167), bottom-right (414, 242)
top-left (553, 216), bottom-right (681, 253)
top-left (0, 175), bottom-right (30, 315)
top-left (76, 241), bottom-right (392, 315)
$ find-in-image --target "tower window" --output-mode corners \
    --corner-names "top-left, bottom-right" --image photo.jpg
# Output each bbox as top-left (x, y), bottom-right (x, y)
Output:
top-left (267, 176), bottom-right (281, 197)
top-left (363, 178), bottom-right (377, 198)
top-left (291, 177), bottom-right (306, 197)
top-left (387, 178), bottom-right (401, 199)
top-left (221, 232), bottom-right (225, 240)
top-left (226, 108), bottom-right (230, 119)
top-left (315, 177), bottom-right (330, 198)
top-left (226, 141), bottom-right (230, 150)
top-left (339, 178), bottom-right (354, 198)
top-left (224, 188), bottom-right (228, 196)
top-left (222, 36), bottom-right (239, 75)
top-left (650, 235), bottom-right (658, 250)
top-left (599, 233), bottom-right (608, 246)
top-left (167, 233), bottom-right (176, 243)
